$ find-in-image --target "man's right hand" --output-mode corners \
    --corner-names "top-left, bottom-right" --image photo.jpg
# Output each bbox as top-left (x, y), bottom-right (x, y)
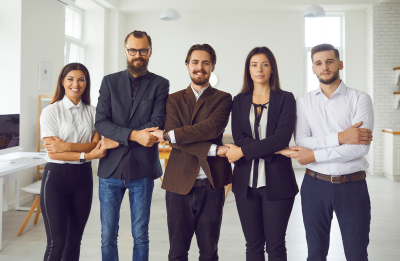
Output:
top-left (129, 127), bottom-right (159, 147)
top-left (338, 121), bottom-right (373, 145)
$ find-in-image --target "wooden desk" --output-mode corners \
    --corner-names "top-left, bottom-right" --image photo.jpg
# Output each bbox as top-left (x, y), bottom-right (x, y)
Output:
top-left (157, 146), bottom-right (231, 200)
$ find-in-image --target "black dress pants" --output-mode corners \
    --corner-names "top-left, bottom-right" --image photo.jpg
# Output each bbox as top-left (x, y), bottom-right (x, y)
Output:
top-left (40, 162), bottom-right (93, 261)
top-left (166, 180), bottom-right (225, 261)
top-left (235, 186), bottom-right (295, 261)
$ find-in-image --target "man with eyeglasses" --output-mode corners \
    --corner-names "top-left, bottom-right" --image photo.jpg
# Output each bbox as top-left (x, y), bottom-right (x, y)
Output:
top-left (95, 30), bottom-right (170, 261)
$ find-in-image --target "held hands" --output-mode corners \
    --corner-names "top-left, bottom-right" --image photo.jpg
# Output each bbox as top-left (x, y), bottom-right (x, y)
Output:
top-left (44, 137), bottom-right (69, 153)
top-left (286, 146), bottom-right (316, 165)
top-left (86, 140), bottom-right (107, 160)
top-left (216, 145), bottom-right (229, 157)
top-left (101, 137), bottom-right (119, 149)
top-left (225, 144), bottom-right (244, 163)
top-left (275, 148), bottom-right (296, 157)
top-left (338, 121), bottom-right (373, 145)
top-left (149, 129), bottom-right (165, 143)
top-left (130, 127), bottom-right (159, 147)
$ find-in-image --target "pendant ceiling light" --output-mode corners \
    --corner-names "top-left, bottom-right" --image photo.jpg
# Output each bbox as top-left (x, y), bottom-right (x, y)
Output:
top-left (160, 0), bottom-right (181, 21)
top-left (304, 5), bottom-right (326, 17)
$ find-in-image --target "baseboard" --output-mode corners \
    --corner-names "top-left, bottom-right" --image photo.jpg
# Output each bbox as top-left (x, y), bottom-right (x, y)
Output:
top-left (384, 172), bottom-right (400, 182)
top-left (4, 194), bottom-right (36, 211)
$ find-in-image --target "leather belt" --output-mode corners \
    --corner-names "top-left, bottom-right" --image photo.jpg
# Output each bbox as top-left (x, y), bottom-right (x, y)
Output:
top-left (192, 178), bottom-right (210, 187)
top-left (305, 168), bottom-right (366, 184)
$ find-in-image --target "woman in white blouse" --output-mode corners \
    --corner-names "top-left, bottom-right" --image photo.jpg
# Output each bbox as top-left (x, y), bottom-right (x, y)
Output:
top-left (40, 63), bottom-right (107, 261)
top-left (225, 47), bottom-right (298, 261)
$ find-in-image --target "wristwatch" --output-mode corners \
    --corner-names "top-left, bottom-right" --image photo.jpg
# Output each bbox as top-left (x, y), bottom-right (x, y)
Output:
top-left (79, 152), bottom-right (86, 163)
top-left (216, 145), bottom-right (219, 155)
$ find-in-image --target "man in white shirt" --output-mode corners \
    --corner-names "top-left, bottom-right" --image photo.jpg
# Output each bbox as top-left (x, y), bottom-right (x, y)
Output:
top-left (288, 44), bottom-right (373, 261)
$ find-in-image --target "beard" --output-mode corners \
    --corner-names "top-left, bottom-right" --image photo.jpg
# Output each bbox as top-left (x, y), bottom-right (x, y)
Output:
top-left (316, 69), bottom-right (340, 85)
top-left (127, 57), bottom-right (149, 77)
top-left (189, 69), bottom-right (210, 86)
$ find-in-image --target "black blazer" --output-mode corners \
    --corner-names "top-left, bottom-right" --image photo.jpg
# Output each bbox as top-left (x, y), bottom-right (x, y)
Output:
top-left (231, 90), bottom-right (299, 200)
top-left (95, 70), bottom-right (170, 180)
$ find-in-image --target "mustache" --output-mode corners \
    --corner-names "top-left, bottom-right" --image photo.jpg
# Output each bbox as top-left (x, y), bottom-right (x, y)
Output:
top-left (193, 70), bottom-right (207, 75)
top-left (131, 57), bottom-right (146, 64)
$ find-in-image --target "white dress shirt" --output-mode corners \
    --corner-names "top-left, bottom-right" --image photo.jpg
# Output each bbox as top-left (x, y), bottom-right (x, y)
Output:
top-left (40, 96), bottom-right (96, 164)
top-left (248, 103), bottom-right (268, 188)
top-left (169, 85), bottom-right (217, 180)
top-left (294, 81), bottom-right (374, 175)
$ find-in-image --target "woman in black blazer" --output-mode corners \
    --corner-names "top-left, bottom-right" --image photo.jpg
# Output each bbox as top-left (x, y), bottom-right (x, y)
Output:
top-left (225, 47), bottom-right (299, 261)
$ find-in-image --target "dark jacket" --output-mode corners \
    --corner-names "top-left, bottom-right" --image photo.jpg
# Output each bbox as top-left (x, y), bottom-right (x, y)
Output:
top-left (161, 86), bottom-right (233, 195)
top-left (95, 70), bottom-right (170, 180)
top-left (231, 90), bottom-right (299, 200)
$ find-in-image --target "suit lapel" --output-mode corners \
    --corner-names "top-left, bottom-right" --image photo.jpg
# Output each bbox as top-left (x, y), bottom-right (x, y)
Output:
top-left (266, 91), bottom-right (279, 137)
top-left (191, 86), bottom-right (213, 123)
top-left (242, 92), bottom-right (253, 137)
top-left (122, 70), bottom-right (132, 109)
top-left (129, 72), bottom-right (151, 120)
top-left (183, 85), bottom-right (196, 115)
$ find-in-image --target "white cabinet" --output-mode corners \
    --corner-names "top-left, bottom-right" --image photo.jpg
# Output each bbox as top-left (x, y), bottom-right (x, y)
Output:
top-left (382, 129), bottom-right (400, 181)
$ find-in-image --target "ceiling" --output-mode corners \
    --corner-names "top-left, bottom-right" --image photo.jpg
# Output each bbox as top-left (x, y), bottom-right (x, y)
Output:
top-left (78, 0), bottom-right (400, 13)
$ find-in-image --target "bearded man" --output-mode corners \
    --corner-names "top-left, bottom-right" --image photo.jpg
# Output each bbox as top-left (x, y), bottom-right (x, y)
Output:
top-left (95, 30), bottom-right (169, 261)
top-left (150, 44), bottom-right (233, 261)
top-left (283, 43), bottom-right (373, 261)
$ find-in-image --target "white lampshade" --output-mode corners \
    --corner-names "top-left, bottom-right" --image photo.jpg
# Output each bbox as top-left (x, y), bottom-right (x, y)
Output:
top-left (160, 8), bottom-right (181, 21)
top-left (304, 5), bottom-right (326, 18)
top-left (210, 73), bottom-right (218, 87)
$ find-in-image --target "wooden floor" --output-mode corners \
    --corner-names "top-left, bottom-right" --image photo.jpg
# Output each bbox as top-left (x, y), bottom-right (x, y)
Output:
top-left (0, 169), bottom-right (399, 261)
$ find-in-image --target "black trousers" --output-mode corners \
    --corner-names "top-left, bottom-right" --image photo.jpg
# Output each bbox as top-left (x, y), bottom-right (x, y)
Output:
top-left (235, 187), bottom-right (295, 261)
top-left (301, 174), bottom-right (370, 261)
top-left (166, 181), bottom-right (225, 261)
top-left (40, 162), bottom-right (93, 261)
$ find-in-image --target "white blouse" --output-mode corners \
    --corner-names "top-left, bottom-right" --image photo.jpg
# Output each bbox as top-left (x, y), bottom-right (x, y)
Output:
top-left (248, 103), bottom-right (269, 188)
top-left (40, 96), bottom-right (96, 164)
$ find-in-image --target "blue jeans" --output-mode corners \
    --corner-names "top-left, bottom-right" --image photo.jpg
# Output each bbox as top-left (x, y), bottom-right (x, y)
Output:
top-left (301, 173), bottom-right (371, 261)
top-left (99, 176), bottom-right (154, 261)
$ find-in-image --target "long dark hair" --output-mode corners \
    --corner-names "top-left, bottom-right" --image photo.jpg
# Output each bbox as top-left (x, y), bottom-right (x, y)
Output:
top-left (50, 63), bottom-right (91, 105)
top-left (240, 47), bottom-right (281, 94)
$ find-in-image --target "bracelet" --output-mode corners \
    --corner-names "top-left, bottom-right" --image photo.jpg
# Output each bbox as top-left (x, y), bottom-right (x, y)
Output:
top-left (163, 130), bottom-right (170, 142)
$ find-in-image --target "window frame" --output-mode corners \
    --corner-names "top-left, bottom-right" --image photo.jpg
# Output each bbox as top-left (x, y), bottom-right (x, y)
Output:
top-left (304, 13), bottom-right (344, 93)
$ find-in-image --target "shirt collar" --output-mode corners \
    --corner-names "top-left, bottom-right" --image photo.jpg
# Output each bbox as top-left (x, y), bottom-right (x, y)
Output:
top-left (190, 84), bottom-right (210, 99)
top-left (315, 80), bottom-right (347, 98)
top-left (62, 96), bottom-right (83, 110)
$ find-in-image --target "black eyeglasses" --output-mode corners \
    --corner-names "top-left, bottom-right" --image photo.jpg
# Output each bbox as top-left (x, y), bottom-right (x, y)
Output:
top-left (125, 48), bottom-right (151, 56)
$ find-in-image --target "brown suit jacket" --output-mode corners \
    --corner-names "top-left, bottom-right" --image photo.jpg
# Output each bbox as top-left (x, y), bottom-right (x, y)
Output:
top-left (161, 85), bottom-right (233, 195)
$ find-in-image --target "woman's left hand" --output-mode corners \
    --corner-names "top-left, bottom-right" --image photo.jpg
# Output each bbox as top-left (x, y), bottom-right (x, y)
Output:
top-left (44, 137), bottom-right (68, 153)
top-left (225, 144), bottom-right (244, 163)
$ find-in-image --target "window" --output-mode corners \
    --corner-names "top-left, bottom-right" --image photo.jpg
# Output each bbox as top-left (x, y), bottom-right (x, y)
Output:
top-left (304, 15), bottom-right (343, 92)
top-left (64, 6), bottom-right (86, 65)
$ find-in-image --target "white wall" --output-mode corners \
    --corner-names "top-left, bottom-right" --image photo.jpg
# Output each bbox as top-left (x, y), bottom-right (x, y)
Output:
top-left (0, 0), bottom-right (22, 115)
top-left (125, 9), bottom-right (367, 134)
top-left (2, 0), bottom-right (65, 210)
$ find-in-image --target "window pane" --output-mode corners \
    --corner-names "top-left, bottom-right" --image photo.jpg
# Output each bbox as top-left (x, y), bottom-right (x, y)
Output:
top-left (79, 46), bottom-right (85, 64)
top-left (305, 17), bottom-right (341, 47)
top-left (69, 43), bottom-right (78, 63)
top-left (307, 51), bottom-right (320, 92)
top-left (73, 11), bottom-right (82, 39)
top-left (65, 7), bottom-right (73, 37)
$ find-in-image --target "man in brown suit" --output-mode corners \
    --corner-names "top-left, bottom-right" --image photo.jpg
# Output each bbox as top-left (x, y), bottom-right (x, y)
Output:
top-left (151, 44), bottom-right (232, 261)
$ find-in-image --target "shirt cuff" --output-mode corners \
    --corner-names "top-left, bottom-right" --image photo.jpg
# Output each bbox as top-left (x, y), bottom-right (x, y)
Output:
top-left (208, 144), bottom-right (217, 156)
top-left (169, 130), bottom-right (176, 144)
top-left (326, 133), bottom-right (339, 147)
top-left (314, 149), bottom-right (328, 163)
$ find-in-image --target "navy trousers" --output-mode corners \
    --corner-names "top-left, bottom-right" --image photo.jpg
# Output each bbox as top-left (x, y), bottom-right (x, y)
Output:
top-left (301, 173), bottom-right (371, 261)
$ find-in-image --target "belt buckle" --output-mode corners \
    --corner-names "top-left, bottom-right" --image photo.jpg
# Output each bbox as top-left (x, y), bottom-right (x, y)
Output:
top-left (330, 175), bottom-right (341, 184)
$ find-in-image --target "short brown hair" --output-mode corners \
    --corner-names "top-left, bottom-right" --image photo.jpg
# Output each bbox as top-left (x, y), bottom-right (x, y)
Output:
top-left (185, 44), bottom-right (217, 65)
top-left (240, 47), bottom-right (281, 94)
top-left (311, 43), bottom-right (340, 62)
top-left (125, 30), bottom-right (152, 48)
top-left (50, 63), bottom-right (91, 105)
